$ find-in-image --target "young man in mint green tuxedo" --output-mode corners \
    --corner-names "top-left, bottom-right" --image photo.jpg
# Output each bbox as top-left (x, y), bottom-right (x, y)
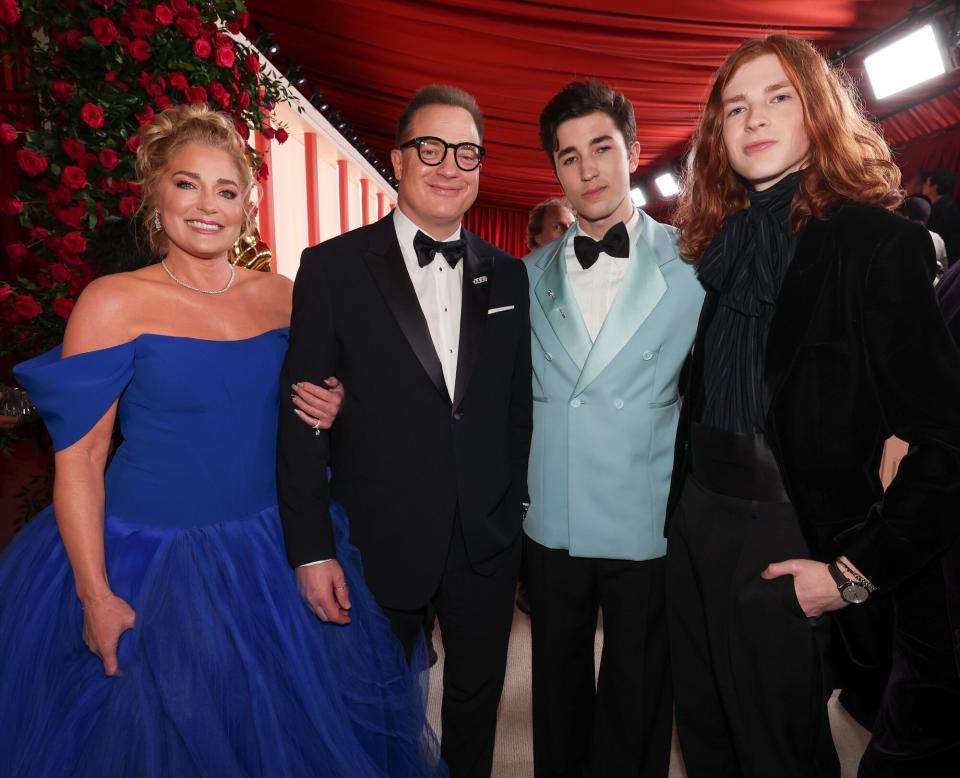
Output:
top-left (523, 81), bottom-right (704, 777)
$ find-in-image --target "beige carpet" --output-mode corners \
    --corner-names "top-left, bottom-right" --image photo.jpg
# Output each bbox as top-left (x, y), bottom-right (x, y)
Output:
top-left (427, 608), bottom-right (872, 777)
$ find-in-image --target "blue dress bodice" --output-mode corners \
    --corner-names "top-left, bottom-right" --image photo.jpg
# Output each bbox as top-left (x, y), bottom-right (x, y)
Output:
top-left (14, 328), bottom-right (288, 527)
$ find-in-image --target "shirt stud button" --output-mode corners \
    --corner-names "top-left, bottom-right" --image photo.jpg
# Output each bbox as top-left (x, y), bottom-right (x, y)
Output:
top-left (642, 350), bottom-right (654, 361)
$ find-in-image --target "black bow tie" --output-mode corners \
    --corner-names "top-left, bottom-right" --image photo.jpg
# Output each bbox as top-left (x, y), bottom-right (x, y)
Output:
top-left (573, 222), bottom-right (630, 270)
top-left (413, 230), bottom-right (466, 269)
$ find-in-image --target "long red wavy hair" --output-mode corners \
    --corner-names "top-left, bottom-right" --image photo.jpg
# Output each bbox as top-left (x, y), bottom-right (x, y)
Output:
top-left (675, 34), bottom-right (902, 263)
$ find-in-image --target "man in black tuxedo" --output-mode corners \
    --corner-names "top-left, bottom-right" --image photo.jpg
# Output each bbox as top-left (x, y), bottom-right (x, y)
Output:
top-left (277, 84), bottom-right (532, 778)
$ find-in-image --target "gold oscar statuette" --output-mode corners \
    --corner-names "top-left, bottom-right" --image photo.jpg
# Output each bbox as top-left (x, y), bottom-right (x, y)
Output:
top-left (229, 227), bottom-right (273, 271)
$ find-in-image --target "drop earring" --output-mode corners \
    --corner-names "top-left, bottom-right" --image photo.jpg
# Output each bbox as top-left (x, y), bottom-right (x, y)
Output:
top-left (153, 210), bottom-right (162, 232)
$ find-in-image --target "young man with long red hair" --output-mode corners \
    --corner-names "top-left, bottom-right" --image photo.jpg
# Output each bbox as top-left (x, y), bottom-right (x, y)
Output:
top-left (668, 34), bottom-right (960, 777)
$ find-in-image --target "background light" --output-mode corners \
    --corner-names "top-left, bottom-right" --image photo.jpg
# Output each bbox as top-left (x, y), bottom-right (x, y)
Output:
top-left (864, 24), bottom-right (948, 100)
top-left (630, 186), bottom-right (646, 207)
top-left (655, 173), bottom-right (679, 198)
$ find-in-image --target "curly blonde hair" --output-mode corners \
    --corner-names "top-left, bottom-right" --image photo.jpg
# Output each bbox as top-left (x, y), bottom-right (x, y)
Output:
top-left (135, 104), bottom-right (257, 255)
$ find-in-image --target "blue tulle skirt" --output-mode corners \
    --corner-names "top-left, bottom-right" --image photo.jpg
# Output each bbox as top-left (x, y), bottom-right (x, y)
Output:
top-left (0, 503), bottom-right (445, 778)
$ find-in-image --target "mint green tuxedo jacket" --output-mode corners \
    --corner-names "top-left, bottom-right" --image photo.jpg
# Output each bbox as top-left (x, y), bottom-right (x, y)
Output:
top-left (523, 210), bottom-right (704, 560)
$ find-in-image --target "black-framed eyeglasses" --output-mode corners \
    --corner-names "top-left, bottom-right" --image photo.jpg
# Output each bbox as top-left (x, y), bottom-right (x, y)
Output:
top-left (399, 136), bottom-right (486, 171)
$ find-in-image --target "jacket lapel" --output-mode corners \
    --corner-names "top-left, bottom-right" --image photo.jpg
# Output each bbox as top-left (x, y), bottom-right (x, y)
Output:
top-left (453, 238), bottom-right (492, 410)
top-left (573, 226), bottom-right (667, 395)
top-left (765, 217), bottom-right (831, 406)
top-left (363, 232), bottom-right (448, 401)
top-left (534, 235), bottom-right (592, 370)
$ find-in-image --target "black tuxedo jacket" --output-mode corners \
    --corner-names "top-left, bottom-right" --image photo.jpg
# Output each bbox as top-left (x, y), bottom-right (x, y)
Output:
top-left (277, 213), bottom-right (532, 609)
top-left (668, 203), bottom-right (960, 595)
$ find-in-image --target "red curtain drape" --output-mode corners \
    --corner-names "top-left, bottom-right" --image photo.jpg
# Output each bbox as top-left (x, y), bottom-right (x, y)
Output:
top-left (463, 205), bottom-right (529, 259)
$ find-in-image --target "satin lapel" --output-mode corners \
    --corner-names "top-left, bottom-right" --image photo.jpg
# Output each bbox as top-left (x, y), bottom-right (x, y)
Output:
top-left (573, 233), bottom-right (667, 396)
top-left (453, 242), bottom-right (492, 410)
top-left (363, 240), bottom-right (448, 400)
top-left (534, 239), bottom-right (592, 370)
top-left (764, 219), bottom-right (831, 406)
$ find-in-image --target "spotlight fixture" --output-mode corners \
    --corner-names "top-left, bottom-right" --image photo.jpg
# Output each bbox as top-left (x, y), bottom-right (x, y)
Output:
top-left (629, 185), bottom-right (646, 208)
top-left (655, 172), bottom-right (680, 198)
top-left (285, 65), bottom-right (307, 87)
top-left (864, 23), bottom-right (950, 99)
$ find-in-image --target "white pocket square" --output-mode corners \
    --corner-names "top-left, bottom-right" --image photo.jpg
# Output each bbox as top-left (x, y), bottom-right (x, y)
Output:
top-left (487, 305), bottom-right (515, 315)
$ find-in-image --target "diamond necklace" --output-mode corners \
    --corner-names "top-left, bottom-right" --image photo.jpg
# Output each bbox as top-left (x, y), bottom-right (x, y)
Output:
top-left (161, 259), bottom-right (236, 295)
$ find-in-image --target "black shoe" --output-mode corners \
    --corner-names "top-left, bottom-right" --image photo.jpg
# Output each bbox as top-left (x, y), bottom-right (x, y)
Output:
top-left (516, 584), bottom-right (531, 615)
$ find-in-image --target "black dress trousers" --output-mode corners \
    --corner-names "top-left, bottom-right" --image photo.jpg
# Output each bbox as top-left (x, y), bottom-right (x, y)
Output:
top-left (526, 535), bottom-right (672, 778)
top-left (382, 513), bottom-right (521, 778)
top-left (667, 476), bottom-right (839, 778)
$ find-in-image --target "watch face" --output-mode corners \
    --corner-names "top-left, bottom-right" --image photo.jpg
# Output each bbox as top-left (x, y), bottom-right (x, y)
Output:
top-left (841, 582), bottom-right (869, 604)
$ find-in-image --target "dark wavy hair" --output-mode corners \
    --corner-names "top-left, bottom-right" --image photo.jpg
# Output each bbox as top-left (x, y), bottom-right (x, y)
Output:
top-left (675, 34), bottom-right (902, 263)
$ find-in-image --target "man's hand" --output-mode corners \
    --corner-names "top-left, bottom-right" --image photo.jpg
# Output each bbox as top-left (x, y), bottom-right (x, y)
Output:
top-left (81, 592), bottom-right (137, 676)
top-left (762, 558), bottom-right (846, 618)
top-left (295, 560), bottom-right (352, 624)
top-left (292, 378), bottom-right (344, 431)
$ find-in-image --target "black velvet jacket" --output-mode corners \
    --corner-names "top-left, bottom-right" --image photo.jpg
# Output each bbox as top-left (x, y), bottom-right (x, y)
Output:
top-left (668, 203), bottom-right (960, 596)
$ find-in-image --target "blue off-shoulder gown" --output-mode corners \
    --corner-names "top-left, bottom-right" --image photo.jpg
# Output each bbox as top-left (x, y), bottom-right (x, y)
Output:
top-left (1, 329), bottom-right (445, 778)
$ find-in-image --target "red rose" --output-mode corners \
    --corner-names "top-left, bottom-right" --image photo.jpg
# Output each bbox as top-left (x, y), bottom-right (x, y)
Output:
top-left (65, 29), bottom-right (84, 49)
top-left (62, 138), bottom-right (85, 160)
top-left (54, 203), bottom-right (87, 229)
top-left (29, 227), bottom-right (49, 240)
top-left (243, 53), bottom-right (260, 75)
top-left (127, 181), bottom-right (142, 196)
top-left (36, 274), bottom-right (52, 290)
top-left (98, 148), bottom-right (119, 170)
top-left (16, 149), bottom-right (48, 176)
top-left (105, 70), bottom-right (130, 92)
top-left (185, 85), bottom-right (207, 105)
top-left (0, 197), bottom-right (23, 216)
top-left (214, 44), bottom-right (235, 69)
top-left (61, 165), bottom-right (88, 189)
top-left (80, 103), bottom-right (105, 129)
top-left (135, 105), bottom-right (155, 126)
top-left (6, 242), bottom-right (28, 261)
top-left (50, 263), bottom-right (71, 283)
top-left (52, 297), bottom-right (75, 320)
top-left (128, 8), bottom-right (155, 37)
top-left (237, 91), bottom-right (251, 111)
top-left (118, 195), bottom-right (140, 216)
top-left (214, 32), bottom-right (231, 48)
top-left (125, 38), bottom-right (151, 61)
top-left (63, 231), bottom-right (87, 253)
top-left (234, 117), bottom-right (250, 140)
top-left (62, 251), bottom-right (86, 267)
top-left (192, 38), bottom-right (211, 58)
top-left (77, 152), bottom-right (98, 171)
top-left (260, 124), bottom-right (275, 141)
top-left (170, 0), bottom-right (187, 12)
top-left (126, 135), bottom-right (142, 153)
top-left (227, 21), bottom-right (240, 34)
top-left (0, 284), bottom-right (11, 303)
top-left (50, 80), bottom-right (76, 102)
top-left (0, 0), bottom-right (21, 24)
top-left (144, 75), bottom-right (166, 97)
top-left (45, 235), bottom-right (63, 251)
top-left (154, 3), bottom-right (173, 25)
top-left (90, 17), bottom-right (118, 46)
top-left (168, 71), bottom-right (188, 90)
top-left (209, 82), bottom-right (230, 109)
top-left (155, 95), bottom-right (172, 110)
top-left (176, 16), bottom-right (200, 38)
top-left (275, 127), bottom-right (289, 145)
top-left (258, 161), bottom-right (269, 181)
top-left (237, 11), bottom-right (249, 29)
top-left (14, 295), bottom-right (42, 320)
top-left (47, 186), bottom-right (73, 206)
top-left (0, 122), bottom-right (16, 144)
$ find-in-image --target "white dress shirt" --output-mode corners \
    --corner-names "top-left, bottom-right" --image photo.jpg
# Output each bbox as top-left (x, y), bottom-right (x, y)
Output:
top-left (393, 206), bottom-right (464, 401)
top-left (565, 209), bottom-right (642, 341)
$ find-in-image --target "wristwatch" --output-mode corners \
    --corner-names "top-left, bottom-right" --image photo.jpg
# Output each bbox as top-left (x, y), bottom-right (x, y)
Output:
top-left (827, 560), bottom-right (872, 604)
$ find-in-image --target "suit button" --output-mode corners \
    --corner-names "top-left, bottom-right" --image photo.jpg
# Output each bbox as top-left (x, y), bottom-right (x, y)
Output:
top-left (642, 350), bottom-right (654, 361)
top-left (570, 398), bottom-right (581, 408)
top-left (453, 411), bottom-right (463, 421)
top-left (613, 398), bottom-right (624, 409)
top-left (545, 351), bottom-right (553, 361)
